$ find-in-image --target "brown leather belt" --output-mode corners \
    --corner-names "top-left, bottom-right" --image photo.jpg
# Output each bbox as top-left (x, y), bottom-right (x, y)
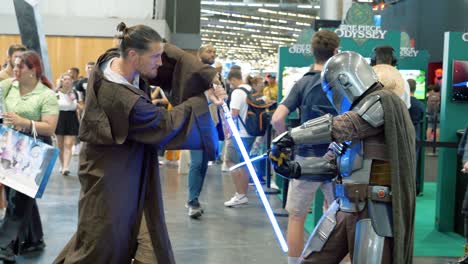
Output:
top-left (341, 183), bottom-right (392, 204)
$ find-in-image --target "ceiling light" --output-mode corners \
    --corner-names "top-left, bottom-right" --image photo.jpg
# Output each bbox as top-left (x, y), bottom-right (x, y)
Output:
top-left (201, 9), bottom-right (231, 16)
top-left (258, 8), bottom-right (277, 14)
top-left (314, 5), bottom-right (320, 9)
top-left (264, 4), bottom-right (279, 7)
top-left (211, 2), bottom-right (230, 6)
top-left (297, 14), bottom-right (314, 19)
top-left (298, 5), bottom-right (312, 8)
top-left (247, 3), bottom-right (263, 7)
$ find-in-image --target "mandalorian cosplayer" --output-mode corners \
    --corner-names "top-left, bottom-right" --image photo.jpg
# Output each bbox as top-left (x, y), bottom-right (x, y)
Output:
top-left (270, 51), bottom-right (416, 264)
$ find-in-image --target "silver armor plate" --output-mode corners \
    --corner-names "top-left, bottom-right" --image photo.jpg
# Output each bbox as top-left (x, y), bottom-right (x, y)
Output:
top-left (295, 155), bottom-right (336, 176)
top-left (290, 114), bottom-right (333, 145)
top-left (354, 94), bottom-right (384, 128)
top-left (353, 218), bottom-right (385, 264)
top-left (301, 200), bottom-right (340, 258)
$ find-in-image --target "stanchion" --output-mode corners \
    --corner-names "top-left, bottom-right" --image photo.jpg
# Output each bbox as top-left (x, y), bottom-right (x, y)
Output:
top-left (263, 120), bottom-right (280, 195)
top-left (273, 177), bottom-right (289, 217)
top-left (432, 115), bottom-right (437, 154)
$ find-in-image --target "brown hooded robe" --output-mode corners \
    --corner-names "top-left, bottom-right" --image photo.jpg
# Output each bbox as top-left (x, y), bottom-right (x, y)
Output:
top-left (54, 48), bottom-right (217, 264)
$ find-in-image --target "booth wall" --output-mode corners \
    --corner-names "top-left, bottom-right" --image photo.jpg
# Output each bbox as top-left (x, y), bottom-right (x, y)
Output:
top-left (0, 1), bottom-right (171, 39)
top-left (0, 0), bottom-right (165, 20)
top-left (0, 35), bottom-right (114, 82)
top-left (382, 0), bottom-right (467, 62)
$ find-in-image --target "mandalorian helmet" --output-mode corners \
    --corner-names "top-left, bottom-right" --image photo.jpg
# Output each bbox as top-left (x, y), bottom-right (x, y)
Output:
top-left (321, 51), bottom-right (379, 114)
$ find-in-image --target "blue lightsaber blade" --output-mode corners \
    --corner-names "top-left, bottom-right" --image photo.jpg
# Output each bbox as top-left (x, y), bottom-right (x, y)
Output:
top-left (229, 153), bottom-right (268, 171)
top-left (221, 102), bottom-right (288, 253)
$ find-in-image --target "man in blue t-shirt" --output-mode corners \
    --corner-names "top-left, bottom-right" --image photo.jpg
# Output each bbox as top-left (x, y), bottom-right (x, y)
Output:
top-left (271, 29), bottom-right (340, 264)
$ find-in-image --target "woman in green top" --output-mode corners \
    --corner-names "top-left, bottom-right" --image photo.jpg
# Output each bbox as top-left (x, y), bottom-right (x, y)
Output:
top-left (0, 50), bottom-right (58, 262)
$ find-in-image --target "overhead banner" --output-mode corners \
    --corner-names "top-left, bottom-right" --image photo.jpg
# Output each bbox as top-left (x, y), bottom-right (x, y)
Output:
top-left (335, 24), bottom-right (388, 39)
top-left (338, 26), bottom-right (401, 59)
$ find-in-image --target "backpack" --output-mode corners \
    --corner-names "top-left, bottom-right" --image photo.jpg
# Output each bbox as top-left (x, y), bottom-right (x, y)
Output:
top-left (299, 72), bottom-right (337, 122)
top-left (237, 87), bottom-right (275, 137)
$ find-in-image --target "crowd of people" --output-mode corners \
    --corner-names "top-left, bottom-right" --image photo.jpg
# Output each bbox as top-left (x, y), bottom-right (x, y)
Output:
top-left (0, 22), bottom-right (463, 264)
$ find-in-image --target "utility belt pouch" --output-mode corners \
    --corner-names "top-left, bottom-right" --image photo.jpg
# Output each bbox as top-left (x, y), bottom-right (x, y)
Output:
top-left (344, 184), bottom-right (368, 203)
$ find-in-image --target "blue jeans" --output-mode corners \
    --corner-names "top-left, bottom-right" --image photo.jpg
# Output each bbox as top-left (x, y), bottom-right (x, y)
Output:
top-left (188, 150), bottom-right (209, 205)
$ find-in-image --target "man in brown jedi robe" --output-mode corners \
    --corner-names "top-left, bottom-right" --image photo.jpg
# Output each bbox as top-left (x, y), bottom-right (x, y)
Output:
top-left (54, 23), bottom-right (226, 264)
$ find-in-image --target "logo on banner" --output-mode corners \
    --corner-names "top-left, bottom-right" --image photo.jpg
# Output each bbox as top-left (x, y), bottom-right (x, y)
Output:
top-left (288, 44), bottom-right (312, 55)
top-left (335, 25), bottom-right (388, 40)
top-left (462, 33), bottom-right (468, 42)
top-left (400, 48), bottom-right (419, 57)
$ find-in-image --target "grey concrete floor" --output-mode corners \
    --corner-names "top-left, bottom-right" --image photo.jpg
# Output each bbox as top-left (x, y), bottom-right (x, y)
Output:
top-left (0, 154), bottom-right (461, 264)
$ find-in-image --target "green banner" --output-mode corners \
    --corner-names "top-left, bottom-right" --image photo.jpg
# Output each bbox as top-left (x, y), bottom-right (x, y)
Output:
top-left (436, 32), bottom-right (468, 232)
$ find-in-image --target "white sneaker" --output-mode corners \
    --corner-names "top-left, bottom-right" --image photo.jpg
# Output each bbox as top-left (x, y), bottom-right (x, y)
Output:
top-left (72, 144), bottom-right (80, 156)
top-left (224, 193), bottom-right (248, 207)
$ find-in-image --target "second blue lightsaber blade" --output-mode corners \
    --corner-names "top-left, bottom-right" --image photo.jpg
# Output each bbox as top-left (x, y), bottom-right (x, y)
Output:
top-left (229, 153), bottom-right (268, 171)
top-left (221, 102), bottom-right (288, 253)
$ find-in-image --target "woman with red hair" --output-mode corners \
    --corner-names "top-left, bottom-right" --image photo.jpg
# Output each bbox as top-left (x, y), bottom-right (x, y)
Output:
top-left (0, 50), bottom-right (58, 262)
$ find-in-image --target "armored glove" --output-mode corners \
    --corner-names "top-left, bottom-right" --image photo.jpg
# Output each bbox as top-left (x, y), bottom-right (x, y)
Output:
top-left (269, 131), bottom-right (301, 179)
top-left (271, 131), bottom-right (295, 150)
top-left (269, 131), bottom-right (293, 168)
top-left (272, 158), bottom-right (302, 180)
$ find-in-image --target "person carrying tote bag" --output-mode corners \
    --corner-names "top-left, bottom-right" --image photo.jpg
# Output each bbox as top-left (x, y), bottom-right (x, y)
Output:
top-left (0, 51), bottom-right (58, 262)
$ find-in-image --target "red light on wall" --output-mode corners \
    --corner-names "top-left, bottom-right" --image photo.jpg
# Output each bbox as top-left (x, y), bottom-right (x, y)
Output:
top-left (373, 2), bottom-right (385, 11)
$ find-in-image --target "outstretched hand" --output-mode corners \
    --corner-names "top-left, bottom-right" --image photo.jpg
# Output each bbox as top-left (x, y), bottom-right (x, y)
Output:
top-left (206, 84), bottom-right (227, 106)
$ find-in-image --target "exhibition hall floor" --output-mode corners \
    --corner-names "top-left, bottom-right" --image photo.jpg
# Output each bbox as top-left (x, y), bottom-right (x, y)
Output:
top-left (0, 155), bottom-right (460, 264)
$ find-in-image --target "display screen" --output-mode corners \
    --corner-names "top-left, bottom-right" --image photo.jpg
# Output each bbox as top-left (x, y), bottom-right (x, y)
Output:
top-left (281, 66), bottom-right (310, 100)
top-left (399, 70), bottom-right (426, 100)
top-left (452, 60), bottom-right (468, 102)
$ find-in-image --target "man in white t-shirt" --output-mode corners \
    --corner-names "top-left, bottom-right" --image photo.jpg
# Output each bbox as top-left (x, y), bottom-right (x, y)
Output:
top-left (224, 69), bottom-right (256, 207)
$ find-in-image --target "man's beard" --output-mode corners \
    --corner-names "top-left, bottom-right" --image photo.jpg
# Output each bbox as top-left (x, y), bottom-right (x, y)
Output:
top-left (202, 58), bottom-right (214, 65)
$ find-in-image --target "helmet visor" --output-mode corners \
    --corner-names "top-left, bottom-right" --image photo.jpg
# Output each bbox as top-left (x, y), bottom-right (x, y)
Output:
top-left (322, 78), bottom-right (352, 114)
